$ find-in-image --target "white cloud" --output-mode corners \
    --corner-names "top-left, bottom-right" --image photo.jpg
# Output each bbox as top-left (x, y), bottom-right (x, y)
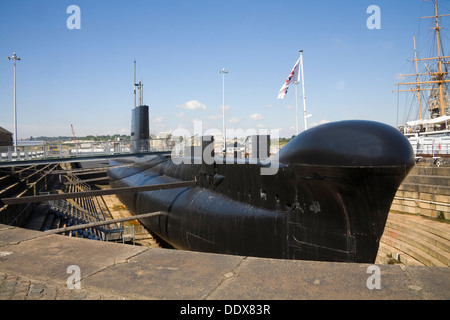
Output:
top-left (208, 114), bottom-right (222, 120)
top-left (229, 117), bottom-right (239, 123)
top-left (250, 113), bottom-right (264, 121)
top-left (153, 116), bottom-right (163, 123)
top-left (207, 105), bottom-right (231, 121)
top-left (177, 100), bottom-right (207, 110)
top-left (310, 120), bottom-right (331, 128)
top-left (335, 80), bottom-right (346, 91)
top-left (220, 105), bottom-right (231, 112)
top-left (285, 105), bottom-right (293, 109)
top-left (176, 111), bottom-right (184, 118)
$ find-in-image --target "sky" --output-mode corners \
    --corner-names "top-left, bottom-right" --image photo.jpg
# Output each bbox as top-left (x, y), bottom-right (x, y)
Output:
top-left (0, 0), bottom-right (449, 139)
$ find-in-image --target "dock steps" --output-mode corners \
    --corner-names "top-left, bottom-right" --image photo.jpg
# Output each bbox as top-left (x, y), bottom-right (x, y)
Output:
top-left (377, 212), bottom-right (450, 266)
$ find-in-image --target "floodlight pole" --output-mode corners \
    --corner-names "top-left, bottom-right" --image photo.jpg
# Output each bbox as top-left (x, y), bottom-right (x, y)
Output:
top-left (134, 60), bottom-right (137, 108)
top-left (7, 53), bottom-right (21, 152)
top-left (219, 68), bottom-right (229, 154)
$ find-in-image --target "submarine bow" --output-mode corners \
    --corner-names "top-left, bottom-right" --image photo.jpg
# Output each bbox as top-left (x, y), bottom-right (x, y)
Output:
top-left (107, 120), bottom-right (414, 263)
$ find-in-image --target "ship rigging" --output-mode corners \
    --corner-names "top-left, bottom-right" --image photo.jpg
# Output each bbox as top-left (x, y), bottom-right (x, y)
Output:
top-left (396, 0), bottom-right (450, 135)
top-left (395, 0), bottom-right (450, 159)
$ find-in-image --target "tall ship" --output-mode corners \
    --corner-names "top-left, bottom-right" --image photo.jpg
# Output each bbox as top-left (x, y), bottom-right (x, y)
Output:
top-left (396, 0), bottom-right (450, 159)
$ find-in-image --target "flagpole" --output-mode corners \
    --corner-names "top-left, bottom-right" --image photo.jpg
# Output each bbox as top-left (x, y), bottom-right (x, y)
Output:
top-left (295, 50), bottom-right (301, 135)
top-left (299, 50), bottom-right (308, 131)
top-left (295, 82), bottom-right (299, 135)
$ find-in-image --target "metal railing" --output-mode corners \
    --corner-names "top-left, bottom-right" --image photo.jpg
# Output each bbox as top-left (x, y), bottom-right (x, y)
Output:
top-left (0, 139), bottom-right (172, 163)
top-left (408, 136), bottom-right (450, 157)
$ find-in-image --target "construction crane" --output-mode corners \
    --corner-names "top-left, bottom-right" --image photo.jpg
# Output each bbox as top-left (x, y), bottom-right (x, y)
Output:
top-left (70, 124), bottom-right (77, 144)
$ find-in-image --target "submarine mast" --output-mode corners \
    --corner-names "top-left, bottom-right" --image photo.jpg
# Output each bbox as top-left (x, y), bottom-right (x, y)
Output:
top-left (131, 60), bottom-right (150, 152)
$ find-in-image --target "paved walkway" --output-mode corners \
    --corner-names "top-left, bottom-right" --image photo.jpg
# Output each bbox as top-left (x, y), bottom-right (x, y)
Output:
top-left (0, 223), bottom-right (449, 302)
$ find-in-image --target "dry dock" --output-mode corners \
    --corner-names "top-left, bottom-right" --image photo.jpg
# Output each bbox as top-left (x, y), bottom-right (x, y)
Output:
top-left (0, 162), bottom-right (449, 305)
top-left (0, 223), bottom-right (449, 302)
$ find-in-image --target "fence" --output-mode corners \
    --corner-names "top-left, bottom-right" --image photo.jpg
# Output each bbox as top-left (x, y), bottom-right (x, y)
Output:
top-left (0, 139), bottom-right (171, 163)
top-left (408, 136), bottom-right (450, 157)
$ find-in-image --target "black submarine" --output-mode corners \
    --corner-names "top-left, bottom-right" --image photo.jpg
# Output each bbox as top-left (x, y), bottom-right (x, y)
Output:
top-left (107, 105), bottom-right (415, 263)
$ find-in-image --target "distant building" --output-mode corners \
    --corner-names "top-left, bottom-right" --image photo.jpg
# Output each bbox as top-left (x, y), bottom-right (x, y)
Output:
top-left (226, 142), bottom-right (245, 157)
top-left (157, 132), bottom-right (171, 139)
top-left (0, 127), bottom-right (13, 147)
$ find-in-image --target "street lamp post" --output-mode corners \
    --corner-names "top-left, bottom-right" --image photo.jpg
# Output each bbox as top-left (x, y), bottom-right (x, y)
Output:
top-left (7, 52), bottom-right (21, 152)
top-left (219, 68), bottom-right (229, 154)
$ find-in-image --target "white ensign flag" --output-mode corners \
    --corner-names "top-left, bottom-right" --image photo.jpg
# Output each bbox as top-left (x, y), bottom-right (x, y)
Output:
top-left (277, 58), bottom-right (300, 99)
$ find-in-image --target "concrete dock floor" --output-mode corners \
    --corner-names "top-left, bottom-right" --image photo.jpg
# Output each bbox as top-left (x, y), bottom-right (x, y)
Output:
top-left (0, 223), bottom-right (449, 304)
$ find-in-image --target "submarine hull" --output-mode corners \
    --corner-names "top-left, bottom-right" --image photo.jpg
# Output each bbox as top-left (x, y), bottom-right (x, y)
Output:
top-left (107, 120), bottom-right (415, 263)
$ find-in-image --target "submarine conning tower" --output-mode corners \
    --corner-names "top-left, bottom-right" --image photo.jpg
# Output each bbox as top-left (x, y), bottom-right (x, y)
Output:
top-left (130, 63), bottom-right (150, 154)
top-left (130, 104), bottom-right (150, 153)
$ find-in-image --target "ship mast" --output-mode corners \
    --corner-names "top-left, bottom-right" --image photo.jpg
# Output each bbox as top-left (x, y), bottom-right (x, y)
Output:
top-left (395, 0), bottom-right (450, 120)
top-left (432, 0), bottom-right (445, 116)
top-left (414, 34), bottom-right (422, 119)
